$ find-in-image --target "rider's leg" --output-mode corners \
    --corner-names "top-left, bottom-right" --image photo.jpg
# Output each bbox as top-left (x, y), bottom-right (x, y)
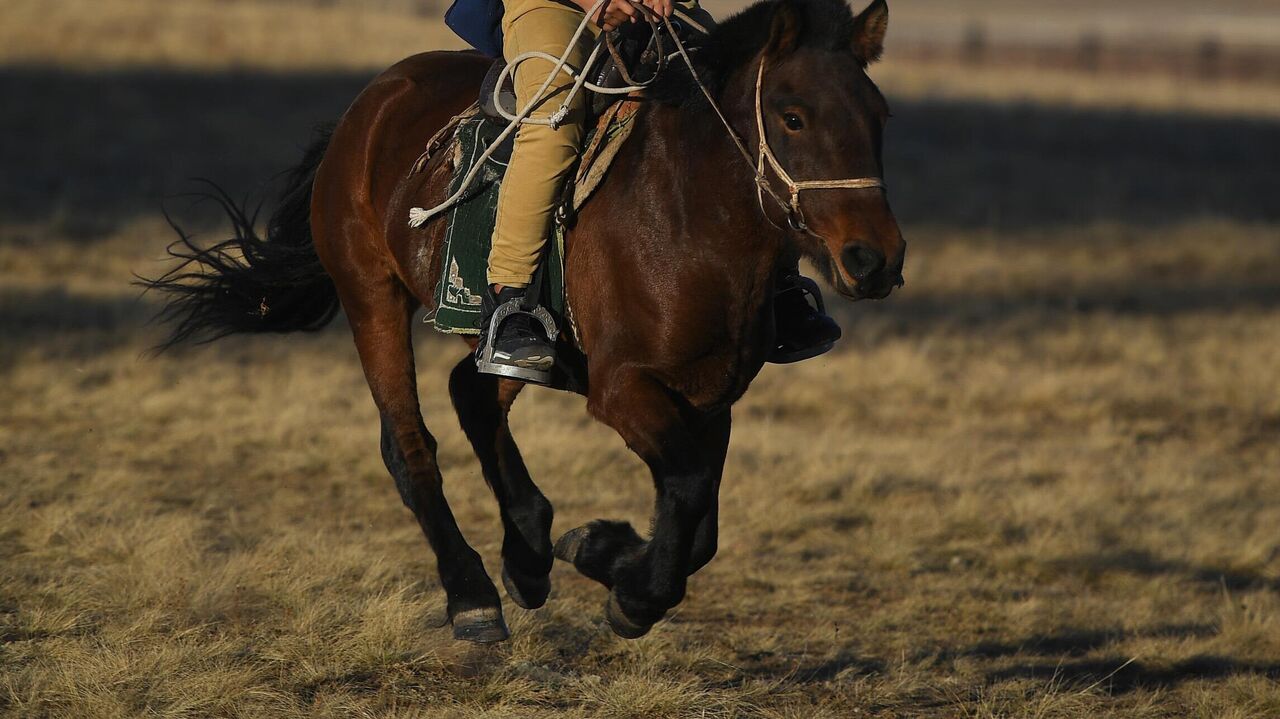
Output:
top-left (481, 2), bottom-right (597, 376)
top-left (489, 2), bottom-right (595, 288)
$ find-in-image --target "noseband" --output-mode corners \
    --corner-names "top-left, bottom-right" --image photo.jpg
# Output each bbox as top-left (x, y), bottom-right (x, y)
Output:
top-left (752, 60), bottom-right (885, 233)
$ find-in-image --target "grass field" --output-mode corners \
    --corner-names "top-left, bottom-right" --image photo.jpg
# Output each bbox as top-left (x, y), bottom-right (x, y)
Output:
top-left (3, 1), bottom-right (1280, 717)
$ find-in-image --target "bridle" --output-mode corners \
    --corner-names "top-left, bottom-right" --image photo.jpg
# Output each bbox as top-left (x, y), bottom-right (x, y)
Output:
top-left (655, 15), bottom-right (886, 234)
top-left (751, 60), bottom-right (885, 233)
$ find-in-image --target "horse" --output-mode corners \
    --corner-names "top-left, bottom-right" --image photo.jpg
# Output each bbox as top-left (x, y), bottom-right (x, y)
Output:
top-left (143, 0), bottom-right (906, 643)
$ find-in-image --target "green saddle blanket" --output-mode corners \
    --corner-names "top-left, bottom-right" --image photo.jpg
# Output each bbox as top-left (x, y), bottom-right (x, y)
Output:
top-left (426, 101), bottom-right (640, 335)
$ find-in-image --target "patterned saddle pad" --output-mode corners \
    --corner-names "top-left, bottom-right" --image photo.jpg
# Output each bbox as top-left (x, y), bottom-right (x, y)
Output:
top-left (422, 100), bottom-right (641, 335)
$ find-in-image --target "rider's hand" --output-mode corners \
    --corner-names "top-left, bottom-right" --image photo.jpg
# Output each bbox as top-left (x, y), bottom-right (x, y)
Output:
top-left (640, 0), bottom-right (673, 19)
top-left (574, 0), bottom-right (636, 31)
top-left (597, 0), bottom-right (638, 31)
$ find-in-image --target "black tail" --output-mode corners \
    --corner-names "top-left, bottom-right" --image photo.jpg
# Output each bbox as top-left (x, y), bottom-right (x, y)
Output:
top-left (139, 127), bottom-right (340, 351)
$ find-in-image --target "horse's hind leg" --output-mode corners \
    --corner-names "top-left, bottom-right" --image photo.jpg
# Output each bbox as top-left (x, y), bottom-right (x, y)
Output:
top-left (449, 358), bottom-right (555, 610)
top-left (345, 280), bottom-right (507, 642)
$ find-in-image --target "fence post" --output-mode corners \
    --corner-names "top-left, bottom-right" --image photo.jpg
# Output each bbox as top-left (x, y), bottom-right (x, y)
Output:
top-left (1078, 30), bottom-right (1102, 74)
top-left (1198, 36), bottom-right (1223, 79)
top-left (962, 22), bottom-right (987, 66)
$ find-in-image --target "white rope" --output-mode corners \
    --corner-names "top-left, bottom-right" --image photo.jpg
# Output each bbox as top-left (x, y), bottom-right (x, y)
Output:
top-left (407, 1), bottom-right (881, 233)
top-left (410, 0), bottom-right (653, 228)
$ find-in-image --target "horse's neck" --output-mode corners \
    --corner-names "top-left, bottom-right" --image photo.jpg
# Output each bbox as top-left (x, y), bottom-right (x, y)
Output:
top-left (635, 100), bottom-right (787, 330)
top-left (565, 97), bottom-right (787, 385)
top-left (637, 99), bottom-right (785, 266)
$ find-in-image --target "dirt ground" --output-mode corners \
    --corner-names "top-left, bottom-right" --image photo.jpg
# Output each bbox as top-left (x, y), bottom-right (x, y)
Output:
top-left (2, 1), bottom-right (1279, 717)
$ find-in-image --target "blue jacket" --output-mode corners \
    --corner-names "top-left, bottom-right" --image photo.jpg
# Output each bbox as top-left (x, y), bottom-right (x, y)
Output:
top-left (445, 0), bottom-right (505, 58)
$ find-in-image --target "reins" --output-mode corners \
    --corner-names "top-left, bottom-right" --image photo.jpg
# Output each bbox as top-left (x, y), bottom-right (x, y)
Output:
top-left (408, 0), bottom-right (885, 235)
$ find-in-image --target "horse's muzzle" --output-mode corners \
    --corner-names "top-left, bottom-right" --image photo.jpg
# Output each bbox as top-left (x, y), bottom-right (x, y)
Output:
top-left (837, 243), bottom-right (905, 301)
top-left (844, 272), bottom-right (903, 300)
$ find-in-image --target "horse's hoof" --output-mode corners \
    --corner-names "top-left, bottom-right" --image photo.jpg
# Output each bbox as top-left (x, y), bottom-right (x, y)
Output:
top-left (450, 607), bottom-right (510, 643)
top-left (502, 563), bottom-right (551, 610)
top-left (604, 591), bottom-right (653, 639)
top-left (553, 525), bottom-right (590, 564)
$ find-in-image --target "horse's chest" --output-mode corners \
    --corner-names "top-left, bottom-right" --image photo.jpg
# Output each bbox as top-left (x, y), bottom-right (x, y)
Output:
top-left (661, 322), bottom-right (771, 411)
top-left (658, 291), bottom-right (774, 410)
top-left (674, 362), bottom-right (760, 411)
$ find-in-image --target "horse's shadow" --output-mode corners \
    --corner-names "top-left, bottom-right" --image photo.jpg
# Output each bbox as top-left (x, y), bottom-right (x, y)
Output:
top-left (940, 623), bottom-right (1217, 663)
top-left (989, 655), bottom-right (1280, 693)
top-left (916, 548), bottom-right (1280, 693)
top-left (732, 647), bottom-right (887, 684)
top-left (704, 543), bottom-right (1280, 691)
top-left (1044, 548), bottom-right (1280, 593)
top-left (888, 615), bottom-right (1266, 691)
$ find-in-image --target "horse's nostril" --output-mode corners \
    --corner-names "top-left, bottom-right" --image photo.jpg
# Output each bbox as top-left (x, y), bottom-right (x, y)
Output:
top-left (841, 244), bottom-right (885, 281)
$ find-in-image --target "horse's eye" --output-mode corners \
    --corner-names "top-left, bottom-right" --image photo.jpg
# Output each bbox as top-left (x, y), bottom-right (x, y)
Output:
top-left (783, 112), bottom-right (805, 131)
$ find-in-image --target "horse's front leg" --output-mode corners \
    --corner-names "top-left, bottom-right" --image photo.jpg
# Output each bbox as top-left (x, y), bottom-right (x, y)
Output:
top-left (556, 370), bottom-right (731, 637)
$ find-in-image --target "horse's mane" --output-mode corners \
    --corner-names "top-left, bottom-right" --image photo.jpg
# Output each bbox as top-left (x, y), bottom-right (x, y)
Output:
top-left (651, 0), bottom-right (857, 106)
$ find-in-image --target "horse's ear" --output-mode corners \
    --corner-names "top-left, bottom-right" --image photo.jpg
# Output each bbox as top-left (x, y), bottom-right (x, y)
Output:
top-left (765, 0), bottom-right (802, 58)
top-left (851, 0), bottom-right (888, 65)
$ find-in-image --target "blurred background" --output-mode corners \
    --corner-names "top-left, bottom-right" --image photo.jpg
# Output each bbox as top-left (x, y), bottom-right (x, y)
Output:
top-left (2, 1), bottom-right (1279, 716)
top-left (3, 0), bottom-right (1279, 239)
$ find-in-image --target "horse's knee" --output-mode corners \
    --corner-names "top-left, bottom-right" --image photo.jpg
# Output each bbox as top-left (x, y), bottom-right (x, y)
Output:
top-left (379, 415), bottom-right (407, 480)
top-left (379, 414), bottom-right (441, 511)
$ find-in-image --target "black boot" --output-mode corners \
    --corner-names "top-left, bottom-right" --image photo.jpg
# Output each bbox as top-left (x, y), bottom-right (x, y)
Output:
top-left (769, 274), bottom-right (842, 364)
top-left (477, 286), bottom-right (556, 383)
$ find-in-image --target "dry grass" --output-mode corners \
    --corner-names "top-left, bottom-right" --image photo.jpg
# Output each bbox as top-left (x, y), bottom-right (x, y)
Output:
top-left (5, 215), bottom-right (1280, 717)
top-left (3, 1), bottom-right (1280, 716)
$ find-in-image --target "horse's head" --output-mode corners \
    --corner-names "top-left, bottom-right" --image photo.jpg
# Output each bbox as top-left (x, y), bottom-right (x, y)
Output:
top-left (739, 0), bottom-right (905, 300)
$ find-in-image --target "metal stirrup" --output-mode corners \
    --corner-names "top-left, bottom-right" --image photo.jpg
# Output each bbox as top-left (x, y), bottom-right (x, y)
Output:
top-left (475, 299), bottom-right (559, 385)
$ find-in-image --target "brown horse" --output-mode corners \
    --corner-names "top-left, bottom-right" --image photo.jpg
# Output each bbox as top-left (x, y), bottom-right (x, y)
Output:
top-left (144, 0), bottom-right (905, 643)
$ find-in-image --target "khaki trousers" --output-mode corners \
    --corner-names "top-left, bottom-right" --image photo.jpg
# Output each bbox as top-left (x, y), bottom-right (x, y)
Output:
top-left (487, 0), bottom-right (711, 288)
top-left (487, 0), bottom-right (599, 288)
